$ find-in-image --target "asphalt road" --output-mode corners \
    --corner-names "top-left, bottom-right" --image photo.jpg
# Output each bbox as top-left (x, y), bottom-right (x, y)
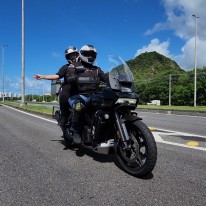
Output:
top-left (0, 104), bottom-right (206, 206)
top-left (137, 110), bottom-right (206, 136)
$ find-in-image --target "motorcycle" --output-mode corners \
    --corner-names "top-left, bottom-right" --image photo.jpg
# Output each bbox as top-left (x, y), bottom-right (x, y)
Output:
top-left (52, 55), bottom-right (157, 177)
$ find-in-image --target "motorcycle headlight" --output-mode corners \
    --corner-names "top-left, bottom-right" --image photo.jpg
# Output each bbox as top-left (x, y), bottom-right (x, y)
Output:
top-left (115, 98), bottom-right (137, 105)
top-left (121, 87), bottom-right (132, 93)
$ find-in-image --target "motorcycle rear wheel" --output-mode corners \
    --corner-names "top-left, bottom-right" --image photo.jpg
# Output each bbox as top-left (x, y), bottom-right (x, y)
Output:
top-left (115, 120), bottom-right (157, 177)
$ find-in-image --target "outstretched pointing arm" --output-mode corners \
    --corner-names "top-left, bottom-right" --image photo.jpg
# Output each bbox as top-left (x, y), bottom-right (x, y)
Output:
top-left (33, 74), bottom-right (59, 80)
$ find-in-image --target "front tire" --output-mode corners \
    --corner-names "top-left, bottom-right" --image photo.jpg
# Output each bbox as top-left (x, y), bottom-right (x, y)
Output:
top-left (115, 120), bottom-right (157, 177)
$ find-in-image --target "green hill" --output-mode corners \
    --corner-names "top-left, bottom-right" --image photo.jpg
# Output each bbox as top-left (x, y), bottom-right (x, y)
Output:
top-left (126, 51), bottom-right (185, 80)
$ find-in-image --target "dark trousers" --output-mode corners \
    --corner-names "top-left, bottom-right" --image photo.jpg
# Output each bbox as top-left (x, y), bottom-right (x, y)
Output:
top-left (58, 85), bottom-right (73, 124)
top-left (68, 95), bottom-right (89, 132)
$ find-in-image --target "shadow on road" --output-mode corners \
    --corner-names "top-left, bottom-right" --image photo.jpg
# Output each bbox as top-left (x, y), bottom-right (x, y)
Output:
top-left (52, 137), bottom-right (155, 179)
top-left (52, 137), bottom-right (115, 163)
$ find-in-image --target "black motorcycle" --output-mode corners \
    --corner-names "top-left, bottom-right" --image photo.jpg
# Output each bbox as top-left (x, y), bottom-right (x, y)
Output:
top-left (53, 55), bottom-right (157, 177)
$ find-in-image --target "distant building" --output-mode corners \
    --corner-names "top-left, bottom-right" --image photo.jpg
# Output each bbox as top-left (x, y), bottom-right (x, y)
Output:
top-left (0, 92), bottom-right (21, 98)
top-left (8, 92), bottom-right (14, 98)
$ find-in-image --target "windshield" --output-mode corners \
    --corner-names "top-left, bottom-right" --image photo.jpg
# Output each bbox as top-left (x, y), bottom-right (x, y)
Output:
top-left (108, 55), bottom-right (134, 92)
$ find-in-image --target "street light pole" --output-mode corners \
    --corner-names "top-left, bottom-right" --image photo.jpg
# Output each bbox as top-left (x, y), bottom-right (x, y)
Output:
top-left (1, 44), bottom-right (8, 102)
top-left (192, 14), bottom-right (199, 107)
top-left (21, 0), bottom-right (25, 106)
top-left (169, 74), bottom-right (172, 106)
top-left (43, 80), bottom-right (45, 102)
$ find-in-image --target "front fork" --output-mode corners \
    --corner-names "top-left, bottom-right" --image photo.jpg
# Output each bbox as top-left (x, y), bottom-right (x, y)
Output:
top-left (114, 112), bottom-right (131, 150)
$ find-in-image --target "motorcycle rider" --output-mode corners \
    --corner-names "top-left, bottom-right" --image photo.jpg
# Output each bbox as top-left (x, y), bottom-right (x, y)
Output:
top-left (66, 45), bottom-right (108, 144)
top-left (33, 46), bottom-right (79, 129)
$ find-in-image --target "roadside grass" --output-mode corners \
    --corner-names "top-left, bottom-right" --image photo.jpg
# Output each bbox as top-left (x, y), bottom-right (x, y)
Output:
top-left (137, 104), bottom-right (206, 112)
top-left (1, 101), bottom-right (53, 115)
top-left (1, 101), bottom-right (206, 113)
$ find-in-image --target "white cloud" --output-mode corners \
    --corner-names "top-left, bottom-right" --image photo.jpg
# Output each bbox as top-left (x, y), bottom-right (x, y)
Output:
top-left (25, 77), bottom-right (51, 94)
top-left (162, 0), bottom-right (206, 39)
top-left (140, 0), bottom-right (206, 70)
top-left (145, 22), bottom-right (168, 36)
top-left (135, 38), bottom-right (171, 58)
top-left (174, 37), bottom-right (206, 69)
top-left (6, 76), bottom-right (51, 95)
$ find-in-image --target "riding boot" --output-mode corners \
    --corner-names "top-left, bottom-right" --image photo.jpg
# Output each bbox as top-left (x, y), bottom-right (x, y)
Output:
top-left (58, 115), bottom-right (68, 126)
top-left (69, 109), bottom-right (82, 144)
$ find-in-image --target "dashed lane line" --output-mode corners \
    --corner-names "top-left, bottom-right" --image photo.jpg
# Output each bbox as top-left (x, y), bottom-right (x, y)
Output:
top-left (152, 130), bottom-right (206, 151)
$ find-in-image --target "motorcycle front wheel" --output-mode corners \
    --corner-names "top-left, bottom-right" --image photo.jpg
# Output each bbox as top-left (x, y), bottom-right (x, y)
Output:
top-left (115, 120), bottom-right (157, 177)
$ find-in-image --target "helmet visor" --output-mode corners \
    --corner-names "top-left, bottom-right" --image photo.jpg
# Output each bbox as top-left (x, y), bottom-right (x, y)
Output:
top-left (81, 50), bottom-right (97, 59)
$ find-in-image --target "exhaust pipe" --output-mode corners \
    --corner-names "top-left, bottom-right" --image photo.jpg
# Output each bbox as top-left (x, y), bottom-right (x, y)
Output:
top-left (94, 139), bottom-right (114, 154)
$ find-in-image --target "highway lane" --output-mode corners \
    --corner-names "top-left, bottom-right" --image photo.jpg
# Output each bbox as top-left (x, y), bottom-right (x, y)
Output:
top-left (0, 104), bottom-right (206, 206)
top-left (137, 110), bottom-right (206, 137)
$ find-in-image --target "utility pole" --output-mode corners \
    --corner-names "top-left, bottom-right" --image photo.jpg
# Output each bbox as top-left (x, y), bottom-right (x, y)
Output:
top-left (43, 80), bottom-right (45, 102)
top-left (169, 74), bottom-right (172, 106)
top-left (1, 44), bottom-right (8, 102)
top-left (192, 14), bottom-right (200, 107)
top-left (21, 0), bottom-right (25, 106)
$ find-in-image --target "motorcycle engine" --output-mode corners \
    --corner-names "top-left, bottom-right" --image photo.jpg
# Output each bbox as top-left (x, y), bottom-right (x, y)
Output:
top-left (82, 125), bottom-right (92, 144)
top-left (94, 111), bottom-right (115, 144)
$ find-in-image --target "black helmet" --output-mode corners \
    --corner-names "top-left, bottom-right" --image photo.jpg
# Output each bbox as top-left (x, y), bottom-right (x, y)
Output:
top-left (79, 45), bottom-right (97, 65)
top-left (65, 46), bottom-right (79, 62)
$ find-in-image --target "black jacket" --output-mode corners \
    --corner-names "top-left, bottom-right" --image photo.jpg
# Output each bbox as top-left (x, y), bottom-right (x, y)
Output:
top-left (66, 61), bottom-right (108, 84)
top-left (56, 61), bottom-right (108, 94)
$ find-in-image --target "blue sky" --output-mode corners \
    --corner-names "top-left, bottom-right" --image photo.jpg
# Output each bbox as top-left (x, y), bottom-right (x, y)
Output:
top-left (0, 0), bottom-right (206, 95)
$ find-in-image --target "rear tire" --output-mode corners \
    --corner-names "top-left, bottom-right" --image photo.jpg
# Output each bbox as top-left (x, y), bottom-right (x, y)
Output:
top-left (115, 120), bottom-right (157, 177)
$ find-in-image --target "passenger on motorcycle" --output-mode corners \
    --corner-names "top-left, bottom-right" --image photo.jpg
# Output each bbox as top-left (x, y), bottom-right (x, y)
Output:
top-left (33, 46), bottom-right (79, 129)
top-left (67, 45), bottom-right (108, 144)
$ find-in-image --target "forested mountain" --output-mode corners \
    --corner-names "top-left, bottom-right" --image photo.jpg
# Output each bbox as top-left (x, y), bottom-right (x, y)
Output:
top-left (126, 51), bottom-right (206, 106)
top-left (126, 51), bottom-right (185, 80)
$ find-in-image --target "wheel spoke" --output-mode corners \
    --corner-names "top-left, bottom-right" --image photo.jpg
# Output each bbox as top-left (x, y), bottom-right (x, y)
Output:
top-left (136, 156), bottom-right (144, 166)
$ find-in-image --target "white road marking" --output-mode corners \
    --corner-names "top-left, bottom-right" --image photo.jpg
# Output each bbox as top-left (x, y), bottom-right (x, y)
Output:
top-left (3, 104), bottom-right (57, 124)
top-left (152, 132), bottom-right (164, 142)
top-left (153, 131), bottom-right (206, 151)
top-left (138, 111), bottom-right (206, 119)
top-left (155, 128), bottom-right (206, 139)
top-left (3, 104), bottom-right (206, 151)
